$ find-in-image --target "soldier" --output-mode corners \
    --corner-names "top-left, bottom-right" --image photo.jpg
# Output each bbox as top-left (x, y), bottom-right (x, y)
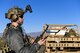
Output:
top-left (3, 6), bottom-right (46, 53)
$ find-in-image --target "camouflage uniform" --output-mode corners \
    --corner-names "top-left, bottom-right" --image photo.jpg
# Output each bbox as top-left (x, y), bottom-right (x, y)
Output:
top-left (3, 6), bottom-right (41, 53)
top-left (3, 23), bottom-right (40, 53)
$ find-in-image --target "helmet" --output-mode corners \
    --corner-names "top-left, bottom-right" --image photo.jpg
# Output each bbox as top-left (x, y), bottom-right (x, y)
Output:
top-left (5, 6), bottom-right (24, 22)
top-left (5, 5), bottom-right (32, 22)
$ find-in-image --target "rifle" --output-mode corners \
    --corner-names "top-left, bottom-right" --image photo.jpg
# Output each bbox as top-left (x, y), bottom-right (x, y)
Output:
top-left (34, 24), bottom-right (49, 43)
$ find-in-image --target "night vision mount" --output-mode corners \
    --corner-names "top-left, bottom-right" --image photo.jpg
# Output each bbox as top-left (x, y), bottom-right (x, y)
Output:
top-left (24, 5), bottom-right (32, 13)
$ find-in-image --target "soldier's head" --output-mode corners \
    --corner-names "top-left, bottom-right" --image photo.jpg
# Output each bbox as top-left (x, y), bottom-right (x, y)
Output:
top-left (5, 5), bottom-right (32, 26)
top-left (5, 6), bottom-right (24, 26)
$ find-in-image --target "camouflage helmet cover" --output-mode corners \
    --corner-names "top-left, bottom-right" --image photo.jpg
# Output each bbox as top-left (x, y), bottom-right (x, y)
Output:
top-left (6, 6), bottom-right (24, 19)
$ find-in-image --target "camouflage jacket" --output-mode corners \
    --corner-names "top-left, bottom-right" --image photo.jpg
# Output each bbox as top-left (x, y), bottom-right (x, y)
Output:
top-left (3, 23), bottom-right (40, 53)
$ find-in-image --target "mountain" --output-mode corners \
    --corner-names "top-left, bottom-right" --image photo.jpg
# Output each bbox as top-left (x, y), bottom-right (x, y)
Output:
top-left (0, 32), bottom-right (42, 38)
top-left (27, 32), bottom-right (42, 38)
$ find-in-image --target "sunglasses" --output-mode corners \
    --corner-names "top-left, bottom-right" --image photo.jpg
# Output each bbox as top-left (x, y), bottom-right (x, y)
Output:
top-left (19, 15), bottom-right (23, 18)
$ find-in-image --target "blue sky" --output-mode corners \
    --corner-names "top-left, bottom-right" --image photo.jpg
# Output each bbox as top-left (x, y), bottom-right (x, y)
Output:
top-left (0, 0), bottom-right (80, 33)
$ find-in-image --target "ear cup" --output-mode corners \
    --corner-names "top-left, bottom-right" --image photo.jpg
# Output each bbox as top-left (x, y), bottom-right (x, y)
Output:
top-left (13, 17), bottom-right (19, 22)
top-left (10, 14), bottom-right (19, 22)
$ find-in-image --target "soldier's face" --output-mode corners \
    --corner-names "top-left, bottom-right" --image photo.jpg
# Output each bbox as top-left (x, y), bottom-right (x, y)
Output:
top-left (18, 17), bottom-right (24, 26)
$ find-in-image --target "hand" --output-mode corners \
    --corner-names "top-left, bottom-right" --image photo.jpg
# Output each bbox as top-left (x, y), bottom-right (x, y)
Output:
top-left (38, 38), bottom-right (46, 45)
